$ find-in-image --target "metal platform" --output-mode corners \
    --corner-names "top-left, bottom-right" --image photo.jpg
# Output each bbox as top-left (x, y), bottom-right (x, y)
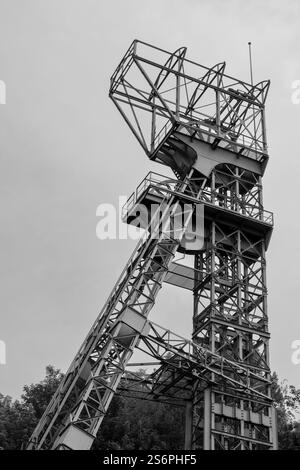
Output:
top-left (27, 40), bottom-right (277, 451)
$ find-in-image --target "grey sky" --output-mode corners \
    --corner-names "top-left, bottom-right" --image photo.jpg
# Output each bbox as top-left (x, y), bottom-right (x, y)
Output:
top-left (0, 0), bottom-right (299, 398)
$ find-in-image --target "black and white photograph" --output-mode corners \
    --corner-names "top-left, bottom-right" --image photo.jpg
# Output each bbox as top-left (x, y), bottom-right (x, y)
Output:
top-left (0, 0), bottom-right (300, 457)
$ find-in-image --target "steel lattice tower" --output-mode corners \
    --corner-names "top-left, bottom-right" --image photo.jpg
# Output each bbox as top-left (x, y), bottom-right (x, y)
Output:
top-left (27, 40), bottom-right (277, 450)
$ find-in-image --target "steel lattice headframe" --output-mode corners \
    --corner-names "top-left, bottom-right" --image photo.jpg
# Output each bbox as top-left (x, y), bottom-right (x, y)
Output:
top-left (110, 39), bottom-right (270, 166)
top-left (27, 40), bottom-right (277, 451)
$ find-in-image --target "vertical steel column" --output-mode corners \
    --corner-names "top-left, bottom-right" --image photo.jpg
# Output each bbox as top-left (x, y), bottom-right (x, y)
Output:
top-left (184, 402), bottom-right (193, 450)
top-left (192, 164), bottom-right (276, 450)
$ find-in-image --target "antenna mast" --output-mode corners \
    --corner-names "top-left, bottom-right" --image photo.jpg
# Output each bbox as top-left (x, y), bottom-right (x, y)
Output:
top-left (248, 41), bottom-right (254, 85)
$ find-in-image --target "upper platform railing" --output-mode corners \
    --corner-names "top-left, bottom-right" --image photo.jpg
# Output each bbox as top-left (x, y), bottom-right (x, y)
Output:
top-left (122, 172), bottom-right (273, 226)
top-left (110, 40), bottom-right (270, 165)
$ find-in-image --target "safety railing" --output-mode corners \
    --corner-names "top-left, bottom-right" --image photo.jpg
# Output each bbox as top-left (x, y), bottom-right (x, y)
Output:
top-left (199, 187), bottom-right (274, 225)
top-left (122, 171), bottom-right (181, 220)
top-left (122, 172), bottom-right (273, 226)
top-left (152, 120), bottom-right (174, 151)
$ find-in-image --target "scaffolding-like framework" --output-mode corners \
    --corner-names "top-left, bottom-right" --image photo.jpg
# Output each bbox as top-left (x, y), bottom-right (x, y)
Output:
top-left (27, 40), bottom-right (277, 450)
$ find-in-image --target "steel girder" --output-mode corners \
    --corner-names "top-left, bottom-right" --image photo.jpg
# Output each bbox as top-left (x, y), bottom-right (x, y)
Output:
top-left (190, 162), bottom-right (274, 450)
top-left (117, 162), bottom-right (276, 450)
top-left (27, 40), bottom-right (277, 451)
top-left (109, 40), bottom-right (270, 165)
top-left (27, 172), bottom-right (207, 449)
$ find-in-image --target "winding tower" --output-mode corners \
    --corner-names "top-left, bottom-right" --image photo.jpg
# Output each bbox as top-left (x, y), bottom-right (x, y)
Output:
top-left (27, 40), bottom-right (277, 450)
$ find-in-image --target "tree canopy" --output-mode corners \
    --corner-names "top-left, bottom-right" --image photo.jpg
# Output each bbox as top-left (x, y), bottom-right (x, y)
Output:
top-left (0, 366), bottom-right (299, 450)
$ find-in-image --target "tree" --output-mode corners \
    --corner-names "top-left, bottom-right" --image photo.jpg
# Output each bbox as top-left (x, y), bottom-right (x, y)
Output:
top-left (93, 369), bottom-right (185, 450)
top-left (21, 365), bottom-right (63, 420)
top-left (93, 394), bottom-right (185, 450)
top-left (0, 367), bottom-right (299, 449)
top-left (0, 365), bottom-right (62, 449)
top-left (271, 372), bottom-right (300, 449)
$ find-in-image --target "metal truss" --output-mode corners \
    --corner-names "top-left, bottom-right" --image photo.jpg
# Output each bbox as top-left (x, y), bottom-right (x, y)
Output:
top-left (27, 172), bottom-right (208, 449)
top-left (28, 40), bottom-right (277, 451)
top-left (110, 39), bottom-right (270, 168)
top-left (123, 170), bottom-right (273, 226)
top-left (187, 157), bottom-right (275, 449)
top-left (123, 319), bottom-right (271, 401)
top-left (120, 165), bottom-right (275, 449)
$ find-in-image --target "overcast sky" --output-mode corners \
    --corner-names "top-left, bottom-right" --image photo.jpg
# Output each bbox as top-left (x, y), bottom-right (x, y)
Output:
top-left (0, 0), bottom-right (300, 399)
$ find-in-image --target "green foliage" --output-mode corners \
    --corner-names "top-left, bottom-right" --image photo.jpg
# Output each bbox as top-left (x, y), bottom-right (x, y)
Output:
top-left (21, 365), bottom-right (63, 419)
top-left (271, 372), bottom-right (300, 449)
top-left (0, 365), bottom-right (62, 449)
top-left (93, 394), bottom-right (184, 450)
top-left (0, 366), bottom-right (299, 450)
top-left (93, 369), bottom-right (185, 450)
